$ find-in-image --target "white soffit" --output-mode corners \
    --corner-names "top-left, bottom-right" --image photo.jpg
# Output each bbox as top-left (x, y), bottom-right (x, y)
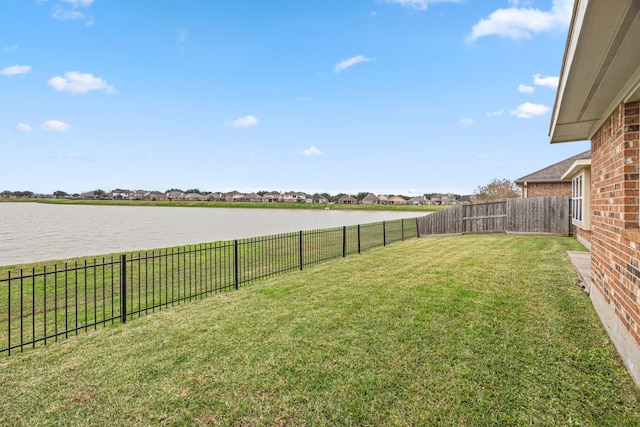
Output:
top-left (550, 0), bottom-right (640, 143)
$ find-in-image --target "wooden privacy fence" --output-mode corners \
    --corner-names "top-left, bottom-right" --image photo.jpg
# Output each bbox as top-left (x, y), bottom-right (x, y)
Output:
top-left (417, 196), bottom-right (571, 236)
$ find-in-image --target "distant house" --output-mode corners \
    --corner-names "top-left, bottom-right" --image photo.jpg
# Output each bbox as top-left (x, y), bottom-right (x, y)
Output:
top-left (310, 193), bottom-right (329, 204)
top-left (132, 190), bottom-right (151, 200)
top-left (149, 191), bottom-right (166, 201)
top-left (239, 193), bottom-right (263, 203)
top-left (377, 195), bottom-right (390, 205)
top-left (387, 196), bottom-right (407, 205)
top-left (224, 191), bottom-right (242, 202)
top-left (184, 193), bottom-right (204, 201)
top-left (110, 190), bottom-right (131, 200)
top-left (361, 193), bottom-right (381, 205)
top-left (337, 195), bottom-right (357, 204)
top-left (457, 195), bottom-right (476, 204)
top-left (407, 196), bottom-right (426, 206)
top-left (262, 192), bottom-right (281, 203)
top-left (166, 190), bottom-right (184, 201)
top-left (515, 150), bottom-right (591, 198)
top-left (429, 193), bottom-right (455, 205)
top-left (204, 192), bottom-right (224, 202)
top-left (81, 191), bottom-right (98, 200)
top-left (281, 191), bottom-right (307, 203)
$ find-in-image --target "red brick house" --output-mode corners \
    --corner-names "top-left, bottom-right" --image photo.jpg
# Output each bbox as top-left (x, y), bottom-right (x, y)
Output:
top-left (515, 150), bottom-right (590, 198)
top-left (550, 0), bottom-right (640, 385)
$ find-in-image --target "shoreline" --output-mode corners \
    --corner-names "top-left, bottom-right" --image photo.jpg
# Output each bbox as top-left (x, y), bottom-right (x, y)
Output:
top-left (0, 198), bottom-right (445, 212)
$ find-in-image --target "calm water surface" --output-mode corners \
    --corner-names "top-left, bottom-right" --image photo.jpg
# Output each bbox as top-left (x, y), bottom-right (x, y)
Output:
top-left (0, 203), bottom-right (423, 266)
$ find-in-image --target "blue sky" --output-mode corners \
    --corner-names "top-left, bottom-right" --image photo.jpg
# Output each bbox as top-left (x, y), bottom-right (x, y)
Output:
top-left (0, 0), bottom-right (589, 196)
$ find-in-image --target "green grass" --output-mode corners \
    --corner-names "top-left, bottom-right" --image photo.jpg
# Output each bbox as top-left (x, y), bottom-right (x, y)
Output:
top-left (1, 235), bottom-right (638, 425)
top-left (1, 198), bottom-right (445, 212)
top-left (0, 220), bottom-right (414, 352)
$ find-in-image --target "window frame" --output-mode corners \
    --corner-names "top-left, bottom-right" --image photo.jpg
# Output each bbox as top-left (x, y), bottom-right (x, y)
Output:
top-left (562, 160), bottom-right (591, 231)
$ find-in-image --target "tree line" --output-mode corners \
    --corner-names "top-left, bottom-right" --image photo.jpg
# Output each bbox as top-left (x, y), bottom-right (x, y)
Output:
top-left (1, 178), bottom-right (520, 202)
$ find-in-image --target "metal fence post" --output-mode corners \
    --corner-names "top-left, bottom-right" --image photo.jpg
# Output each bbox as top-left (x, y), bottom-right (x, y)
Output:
top-left (342, 226), bottom-right (347, 257)
top-left (402, 218), bottom-right (405, 241)
top-left (383, 221), bottom-right (386, 246)
top-left (357, 224), bottom-right (361, 254)
top-left (299, 231), bottom-right (303, 270)
top-left (416, 217), bottom-right (420, 238)
top-left (234, 240), bottom-right (239, 290)
top-left (7, 271), bottom-right (11, 356)
top-left (120, 254), bottom-right (127, 324)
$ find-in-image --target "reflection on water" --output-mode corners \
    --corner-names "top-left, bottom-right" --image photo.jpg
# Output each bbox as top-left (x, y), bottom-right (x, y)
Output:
top-left (0, 203), bottom-right (422, 266)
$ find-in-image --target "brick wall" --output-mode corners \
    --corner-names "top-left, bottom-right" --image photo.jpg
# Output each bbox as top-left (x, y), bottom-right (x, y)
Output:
top-left (575, 226), bottom-right (591, 247)
top-left (525, 182), bottom-right (572, 198)
top-left (591, 101), bottom-right (640, 345)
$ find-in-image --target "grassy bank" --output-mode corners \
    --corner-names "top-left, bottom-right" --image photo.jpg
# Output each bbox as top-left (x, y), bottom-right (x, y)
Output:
top-left (1, 235), bottom-right (638, 425)
top-left (0, 198), bottom-right (444, 212)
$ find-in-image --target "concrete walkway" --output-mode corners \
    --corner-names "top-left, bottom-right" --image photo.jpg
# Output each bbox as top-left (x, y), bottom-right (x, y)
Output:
top-left (567, 251), bottom-right (592, 294)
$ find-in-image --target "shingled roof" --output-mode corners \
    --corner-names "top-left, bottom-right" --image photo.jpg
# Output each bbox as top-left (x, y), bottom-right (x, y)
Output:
top-left (515, 150), bottom-right (591, 184)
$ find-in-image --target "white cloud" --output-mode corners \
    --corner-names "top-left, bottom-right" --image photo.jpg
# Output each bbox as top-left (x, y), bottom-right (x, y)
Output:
top-left (518, 84), bottom-right (535, 93)
top-left (380, 0), bottom-right (459, 11)
top-left (1, 65), bottom-right (31, 76)
top-left (460, 118), bottom-right (474, 126)
top-left (52, 6), bottom-right (85, 21)
top-left (48, 71), bottom-right (115, 94)
top-left (301, 146), bottom-right (322, 157)
top-left (486, 110), bottom-right (504, 117)
top-left (41, 120), bottom-right (71, 132)
top-left (61, 0), bottom-right (93, 6)
top-left (533, 73), bottom-right (559, 88)
top-left (2, 43), bottom-right (18, 52)
top-left (52, 0), bottom-right (94, 24)
top-left (227, 115), bottom-right (259, 128)
top-left (510, 102), bottom-right (550, 119)
top-left (467, 0), bottom-right (572, 42)
top-left (16, 123), bottom-right (33, 133)
top-left (334, 55), bottom-right (372, 73)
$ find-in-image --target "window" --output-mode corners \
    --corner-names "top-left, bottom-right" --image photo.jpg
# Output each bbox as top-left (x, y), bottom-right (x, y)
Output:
top-left (572, 174), bottom-right (583, 222)
top-left (562, 159), bottom-right (590, 230)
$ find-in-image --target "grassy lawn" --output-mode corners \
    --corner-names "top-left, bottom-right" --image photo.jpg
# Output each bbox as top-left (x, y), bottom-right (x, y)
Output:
top-left (0, 198), bottom-right (444, 212)
top-left (1, 234), bottom-right (639, 425)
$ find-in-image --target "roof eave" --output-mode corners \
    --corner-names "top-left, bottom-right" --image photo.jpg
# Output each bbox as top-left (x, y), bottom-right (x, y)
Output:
top-left (549, 0), bottom-right (640, 144)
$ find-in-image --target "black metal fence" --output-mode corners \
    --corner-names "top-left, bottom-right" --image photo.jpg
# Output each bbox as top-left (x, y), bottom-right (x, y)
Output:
top-left (0, 217), bottom-right (420, 356)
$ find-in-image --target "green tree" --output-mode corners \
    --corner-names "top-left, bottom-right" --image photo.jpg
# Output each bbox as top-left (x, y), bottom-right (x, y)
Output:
top-left (53, 190), bottom-right (68, 198)
top-left (474, 178), bottom-right (521, 201)
top-left (332, 193), bottom-right (346, 203)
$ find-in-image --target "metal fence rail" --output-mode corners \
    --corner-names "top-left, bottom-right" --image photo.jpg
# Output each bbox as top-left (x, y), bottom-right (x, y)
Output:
top-left (1, 217), bottom-right (420, 356)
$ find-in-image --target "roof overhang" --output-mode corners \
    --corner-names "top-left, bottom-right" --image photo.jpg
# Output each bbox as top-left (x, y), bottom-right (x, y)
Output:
top-left (561, 159), bottom-right (591, 180)
top-left (550, 0), bottom-right (640, 143)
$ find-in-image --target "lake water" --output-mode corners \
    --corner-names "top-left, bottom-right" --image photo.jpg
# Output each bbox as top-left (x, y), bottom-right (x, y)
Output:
top-left (0, 203), bottom-right (423, 266)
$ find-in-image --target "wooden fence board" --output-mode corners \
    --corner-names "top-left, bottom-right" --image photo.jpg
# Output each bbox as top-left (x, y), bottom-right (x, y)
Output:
top-left (418, 197), bottom-right (570, 237)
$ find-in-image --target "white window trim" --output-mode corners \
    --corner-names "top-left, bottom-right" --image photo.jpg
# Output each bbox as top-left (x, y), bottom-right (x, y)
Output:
top-left (562, 160), bottom-right (591, 231)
